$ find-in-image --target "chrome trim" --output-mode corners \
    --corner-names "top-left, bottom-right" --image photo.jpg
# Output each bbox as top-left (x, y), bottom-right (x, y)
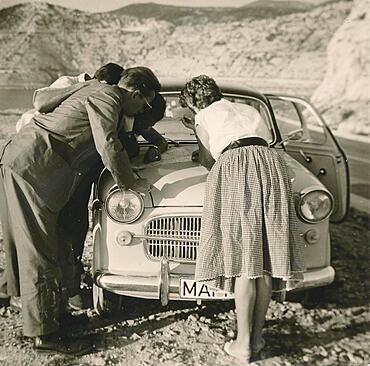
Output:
top-left (94, 270), bottom-right (197, 301)
top-left (290, 266), bottom-right (335, 291)
top-left (143, 214), bottom-right (202, 263)
top-left (159, 258), bottom-right (170, 306)
top-left (93, 266), bottom-right (335, 301)
top-left (135, 234), bottom-right (199, 243)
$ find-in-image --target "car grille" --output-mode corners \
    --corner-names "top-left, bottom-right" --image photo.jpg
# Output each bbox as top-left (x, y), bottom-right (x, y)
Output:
top-left (144, 216), bottom-right (201, 262)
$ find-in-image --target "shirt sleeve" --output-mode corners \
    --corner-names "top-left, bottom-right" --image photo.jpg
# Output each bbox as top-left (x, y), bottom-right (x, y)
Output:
top-left (49, 76), bottom-right (76, 88)
top-left (85, 86), bottom-right (136, 189)
top-left (15, 109), bottom-right (37, 132)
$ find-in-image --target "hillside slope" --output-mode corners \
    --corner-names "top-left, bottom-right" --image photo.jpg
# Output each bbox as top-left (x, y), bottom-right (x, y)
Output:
top-left (1, 0), bottom-right (368, 134)
top-left (109, 0), bottom-right (313, 24)
top-left (0, 1), bottom-right (351, 87)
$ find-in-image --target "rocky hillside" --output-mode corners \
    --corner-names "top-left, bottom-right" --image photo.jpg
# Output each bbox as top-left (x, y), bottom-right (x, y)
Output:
top-left (311, 0), bottom-right (369, 135)
top-left (0, 0), bottom-right (351, 87)
top-left (1, 0), bottom-right (368, 134)
top-left (109, 0), bottom-right (314, 24)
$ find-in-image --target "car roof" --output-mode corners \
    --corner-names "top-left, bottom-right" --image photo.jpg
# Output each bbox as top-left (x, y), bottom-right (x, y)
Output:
top-left (160, 77), bottom-right (269, 104)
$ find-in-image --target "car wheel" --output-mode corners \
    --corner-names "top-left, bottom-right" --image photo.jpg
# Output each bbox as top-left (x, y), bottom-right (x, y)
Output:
top-left (93, 284), bottom-right (123, 315)
top-left (286, 290), bottom-right (309, 303)
top-left (286, 289), bottom-right (322, 308)
top-left (272, 289), bottom-right (286, 302)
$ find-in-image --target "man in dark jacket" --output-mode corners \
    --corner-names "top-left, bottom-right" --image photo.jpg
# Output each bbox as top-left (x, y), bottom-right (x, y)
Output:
top-left (0, 66), bottom-right (168, 313)
top-left (0, 63), bottom-right (125, 310)
top-left (57, 92), bottom-right (168, 311)
top-left (0, 66), bottom-right (160, 355)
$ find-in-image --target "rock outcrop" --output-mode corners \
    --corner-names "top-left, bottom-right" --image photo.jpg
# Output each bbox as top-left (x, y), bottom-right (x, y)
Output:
top-left (311, 0), bottom-right (369, 135)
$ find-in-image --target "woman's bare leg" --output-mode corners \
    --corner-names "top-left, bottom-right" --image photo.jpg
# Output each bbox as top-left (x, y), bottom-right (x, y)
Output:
top-left (251, 274), bottom-right (272, 351)
top-left (228, 275), bottom-right (256, 357)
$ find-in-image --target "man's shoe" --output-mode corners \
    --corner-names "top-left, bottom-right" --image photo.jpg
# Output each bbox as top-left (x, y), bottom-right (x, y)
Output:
top-left (0, 296), bottom-right (9, 308)
top-left (0, 296), bottom-right (22, 310)
top-left (9, 296), bottom-right (22, 311)
top-left (33, 332), bottom-right (93, 356)
top-left (60, 311), bottom-right (89, 328)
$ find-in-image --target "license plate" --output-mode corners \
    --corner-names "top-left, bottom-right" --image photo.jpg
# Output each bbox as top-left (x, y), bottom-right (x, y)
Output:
top-left (180, 279), bottom-right (233, 299)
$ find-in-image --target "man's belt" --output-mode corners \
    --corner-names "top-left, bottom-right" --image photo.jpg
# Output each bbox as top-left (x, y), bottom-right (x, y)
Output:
top-left (222, 137), bottom-right (269, 154)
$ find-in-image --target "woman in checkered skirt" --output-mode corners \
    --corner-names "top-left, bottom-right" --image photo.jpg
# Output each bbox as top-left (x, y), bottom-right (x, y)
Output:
top-left (180, 75), bottom-right (305, 363)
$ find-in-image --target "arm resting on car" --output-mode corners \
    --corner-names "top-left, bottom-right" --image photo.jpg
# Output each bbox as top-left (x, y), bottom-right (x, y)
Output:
top-left (86, 87), bottom-right (136, 190)
top-left (140, 127), bottom-right (168, 153)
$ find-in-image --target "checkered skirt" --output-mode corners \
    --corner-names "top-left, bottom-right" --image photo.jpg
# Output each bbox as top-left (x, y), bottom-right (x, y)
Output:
top-left (195, 145), bottom-right (305, 293)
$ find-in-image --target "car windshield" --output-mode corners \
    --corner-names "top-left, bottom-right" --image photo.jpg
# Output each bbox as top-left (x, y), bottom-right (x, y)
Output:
top-left (138, 92), bottom-right (274, 143)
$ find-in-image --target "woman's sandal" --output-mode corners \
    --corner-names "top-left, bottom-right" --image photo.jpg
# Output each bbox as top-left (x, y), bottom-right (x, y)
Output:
top-left (224, 341), bottom-right (251, 363)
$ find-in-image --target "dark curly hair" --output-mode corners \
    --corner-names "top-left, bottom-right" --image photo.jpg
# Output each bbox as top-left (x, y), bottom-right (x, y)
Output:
top-left (180, 75), bottom-right (222, 110)
top-left (93, 62), bottom-right (124, 85)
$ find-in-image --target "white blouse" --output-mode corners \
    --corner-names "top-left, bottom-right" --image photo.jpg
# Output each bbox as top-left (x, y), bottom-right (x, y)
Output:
top-left (194, 98), bottom-right (270, 160)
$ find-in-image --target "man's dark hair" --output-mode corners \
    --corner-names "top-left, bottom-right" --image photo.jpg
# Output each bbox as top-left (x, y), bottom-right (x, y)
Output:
top-left (119, 66), bottom-right (161, 96)
top-left (93, 63), bottom-right (124, 85)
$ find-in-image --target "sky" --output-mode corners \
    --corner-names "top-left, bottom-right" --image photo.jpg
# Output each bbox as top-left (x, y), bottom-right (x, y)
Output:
top-left (0, 0), bottom-right (325, 12)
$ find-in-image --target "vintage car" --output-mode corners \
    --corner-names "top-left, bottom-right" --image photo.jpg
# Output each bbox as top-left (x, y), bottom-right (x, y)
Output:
top-left (92, 79), bottom-right (349, 313)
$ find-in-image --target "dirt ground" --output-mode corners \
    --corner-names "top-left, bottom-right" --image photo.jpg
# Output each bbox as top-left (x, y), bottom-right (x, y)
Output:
top-left (0, 207), bottom-right (369, 366)
top-left (0, 112), bottom-right (369, 365)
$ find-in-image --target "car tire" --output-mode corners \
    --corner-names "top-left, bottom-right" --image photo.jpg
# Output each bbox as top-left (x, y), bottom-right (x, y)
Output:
top-left (286, 290), bottom-right (309, 303)
top-left (286, 289), bottom-right (321, 308)
top-left (93, 284), bottom-right (122, 315)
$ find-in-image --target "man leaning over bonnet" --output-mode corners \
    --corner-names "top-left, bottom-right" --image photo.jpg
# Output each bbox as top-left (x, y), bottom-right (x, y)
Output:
top-left (34, 75), bottom-right (168, 311)
top-left (0, 63), bottom-right (125, 311)
top-left (0, 64), bottom-right (168, 312)
top-left (0, 65), bottom-right (161, 355)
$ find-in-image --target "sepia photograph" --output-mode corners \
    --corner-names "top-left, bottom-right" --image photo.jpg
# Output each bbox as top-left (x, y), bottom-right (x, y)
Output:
top-left (0, 0), bottom-right (369, 365)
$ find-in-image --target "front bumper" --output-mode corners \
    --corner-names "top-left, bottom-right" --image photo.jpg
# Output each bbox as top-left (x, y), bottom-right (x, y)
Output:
top-left (95, 259), bottom-right (335, 305)
top-left (95, 259), bottom-right (193, 306)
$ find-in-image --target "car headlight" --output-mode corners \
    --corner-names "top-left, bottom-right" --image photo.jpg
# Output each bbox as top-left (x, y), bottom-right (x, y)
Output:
top-left (297, 189), bottom-right (333, 223)
top-left (105, 188), bottom-right (144, 223)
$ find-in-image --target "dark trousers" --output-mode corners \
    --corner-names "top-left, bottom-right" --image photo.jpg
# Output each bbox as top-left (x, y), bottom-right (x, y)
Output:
top-left (0, 170), bottom-right (20, 297)
top-left (57, 168), bottom-right (98, 294)
top-left (0, 166), bottom-right (62, 337)
top-left (0, 167), bottom-right (98, 299)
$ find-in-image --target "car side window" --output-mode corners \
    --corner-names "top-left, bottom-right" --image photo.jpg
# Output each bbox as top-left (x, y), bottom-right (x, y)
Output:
top-left (269, 97), bottom-right (326, 145)
top-left (295, 102), bottom-right (326, 144)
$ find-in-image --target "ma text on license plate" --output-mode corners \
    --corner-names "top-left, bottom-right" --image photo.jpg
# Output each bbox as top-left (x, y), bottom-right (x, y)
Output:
top-left (180, 279), bottom-right (233, 299)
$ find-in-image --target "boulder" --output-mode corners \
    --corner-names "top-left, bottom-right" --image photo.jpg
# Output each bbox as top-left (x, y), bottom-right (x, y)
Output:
top-left (311, 0), bottom-right (369, 134)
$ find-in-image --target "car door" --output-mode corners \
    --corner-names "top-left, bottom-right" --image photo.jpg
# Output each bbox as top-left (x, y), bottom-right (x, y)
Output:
top-left (268, 95), bottom-right (350, 222)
